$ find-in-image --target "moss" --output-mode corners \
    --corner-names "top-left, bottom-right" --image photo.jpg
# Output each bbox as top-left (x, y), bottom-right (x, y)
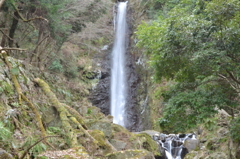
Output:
top-left (89, 130), bottom-right (115, 154)
top-left (1, 81), bottom-right (14, 95)
top-left (37, 157), bottom-right (48, 159)
top-left (112, 124), bottom-right (129, 134)
top-left (135, 133), bottom-right (160, 157)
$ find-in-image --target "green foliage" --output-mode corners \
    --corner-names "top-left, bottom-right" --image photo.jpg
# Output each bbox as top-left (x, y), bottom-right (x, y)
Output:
top-left (23, 136), bottom-right (47, 157)
top-left (159, 80), bottom-right (236, 133)
top-left (137, 0), bottom-right (240, 132)
top-left (57, 88), bottom-right (72, 98)
top-left (48, 59), bottom-right (63, 73)
top-left (47, 126), bottom-right (62, 134)
top-left (203, 117), bottom-right (218, 131)
top-left (11, 67), bottom-right (19, 75)
top-left (1, 81), bottom-right (14, 95)
top-left (64, 66), bottom-right (78, 79)
top-left (230, 116), bottom-right (240, 143)
top-left (87, 108), bottom-right (92, 115)
top-left (0, 122), bottom-right (12, 143)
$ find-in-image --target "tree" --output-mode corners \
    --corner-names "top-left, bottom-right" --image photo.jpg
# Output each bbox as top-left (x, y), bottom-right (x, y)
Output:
top-left (137, 0), bottom-right (240, 132)
top-left (0, 0), bottom-right (74, 68)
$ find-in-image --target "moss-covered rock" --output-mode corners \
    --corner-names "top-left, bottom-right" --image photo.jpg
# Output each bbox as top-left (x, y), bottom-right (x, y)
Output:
top-left (87, 121), bottom-right (113, 138)
top-left (0, 148), bottom-right (13, 159)
top-left (89, 130), bottom-right (116, 155)
top-left (106, 149), bottom-right (155, 159)
top-left (133, 133), bottom-right (160, 157)
top-left (109, 139), bottom-right (127, 150)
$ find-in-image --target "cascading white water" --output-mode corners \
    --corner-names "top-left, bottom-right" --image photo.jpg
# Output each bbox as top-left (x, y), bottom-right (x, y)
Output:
top-left (154, 133), bottom-right (197, 159)
top-left (111, 2), bottom-right (128, 127)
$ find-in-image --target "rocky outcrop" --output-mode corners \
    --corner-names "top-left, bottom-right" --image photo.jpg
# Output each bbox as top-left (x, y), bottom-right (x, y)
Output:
top-left (89, 0), bottom-right (152, 132)
top-left (88, 48), bottom-right (111, 115)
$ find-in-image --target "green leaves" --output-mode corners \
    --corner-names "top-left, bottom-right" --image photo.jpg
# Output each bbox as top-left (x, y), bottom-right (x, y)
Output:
top-left (137, 0), bottom-right (240, 133)
top-left (137, 0), bottom-right (240, 83)
top-left (159, 80), bottom-right (236, 133)
top-left (11, 67), bottom-right (19, 75)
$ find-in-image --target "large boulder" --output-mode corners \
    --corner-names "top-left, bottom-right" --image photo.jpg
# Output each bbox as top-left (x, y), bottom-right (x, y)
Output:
top-left (109, 139), bottom-right (127, 150)
top-left (87, 121), bottom-right (113, 138)
top-left (183, 138), bottom-right (199, 152)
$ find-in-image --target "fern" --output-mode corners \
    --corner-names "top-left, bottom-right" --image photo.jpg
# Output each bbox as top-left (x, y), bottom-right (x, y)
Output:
top-left (0, 121), bottom-right (12, 143)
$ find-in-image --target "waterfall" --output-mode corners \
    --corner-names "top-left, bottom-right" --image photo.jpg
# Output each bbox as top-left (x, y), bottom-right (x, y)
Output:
top-left (111, 2), bottom-right (128, 127)
top-left (153, 133), bottom-right (198, 159)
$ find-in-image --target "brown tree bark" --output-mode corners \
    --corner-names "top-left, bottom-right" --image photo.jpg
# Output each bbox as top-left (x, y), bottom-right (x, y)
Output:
top-left (9, 11), bottom-right (19, 47)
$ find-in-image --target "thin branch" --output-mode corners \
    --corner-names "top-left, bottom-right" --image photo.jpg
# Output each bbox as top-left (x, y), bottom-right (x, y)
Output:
top-left (19, 135), bottom-right (61, 159)
top-left (11, 2), bottom-right (48, 23)
top-left (23, 16), bottom-right (49, 23)
top-left (226, 70), bottom-right (240, 85)
top-left (0, 29), bottom-right (14, 41)
top-left (218, 74), bottom-right (238, 90)
top-left (0, 47), bottom-right (26, 51)
top-left (33, 34), bottom-right (50, 53)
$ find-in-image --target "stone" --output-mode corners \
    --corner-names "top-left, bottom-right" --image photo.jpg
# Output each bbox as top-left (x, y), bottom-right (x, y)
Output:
top-left (87, 121), bottom-right (113, 138)
top-left (0, 148), bottom-right (13, 159)
top-left (109, 139), bottom-right (127, 150)
top-left (183, 138), bottom-right (199, 152)
top-left (217, 127), bottom-right (229, 138)
top-left (159, 133), bottom-right (167, 141)
top-left (171, 140), bottom-right (183, 147)
top-left (136, 130), bottom-right (160, 138)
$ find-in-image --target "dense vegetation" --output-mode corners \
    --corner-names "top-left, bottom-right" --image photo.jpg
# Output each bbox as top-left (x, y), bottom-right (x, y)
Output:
top-left (137, 0), bottom-right (240, 138)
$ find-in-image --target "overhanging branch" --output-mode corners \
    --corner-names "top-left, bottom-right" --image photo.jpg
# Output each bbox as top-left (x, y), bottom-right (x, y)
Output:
top-left (226, 70), bottom-right (240, 85)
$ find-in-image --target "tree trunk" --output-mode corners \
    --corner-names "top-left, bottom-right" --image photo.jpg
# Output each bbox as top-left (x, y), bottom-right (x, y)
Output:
top-left (0, 0), bottom-right (6, 10)
top-left (9, 11), bottom-right (19, 47)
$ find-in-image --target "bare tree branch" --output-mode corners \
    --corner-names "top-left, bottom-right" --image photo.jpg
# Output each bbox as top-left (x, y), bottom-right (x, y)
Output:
top-left (0, 47), bottom-right (26, 51)
top-left (11, 2), bottom-right (48, 23)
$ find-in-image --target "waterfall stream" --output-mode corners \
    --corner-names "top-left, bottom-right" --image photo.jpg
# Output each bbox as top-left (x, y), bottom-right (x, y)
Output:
top-left (153, 133), bottom-right (198, 159)
top-left (111, 2), bottom-right (128, 127)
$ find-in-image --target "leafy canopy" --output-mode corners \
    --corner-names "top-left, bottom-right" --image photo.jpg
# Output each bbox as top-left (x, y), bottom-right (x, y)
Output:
top-left (137, 0), bottom-right (240, 132)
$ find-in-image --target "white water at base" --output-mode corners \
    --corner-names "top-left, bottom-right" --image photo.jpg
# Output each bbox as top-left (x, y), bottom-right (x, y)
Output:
top-left (111, 2), bottom-right (128, 127)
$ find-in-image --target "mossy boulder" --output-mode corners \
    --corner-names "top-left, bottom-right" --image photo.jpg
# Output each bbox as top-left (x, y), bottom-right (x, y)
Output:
top-left (109, 139), bottom-right (127, 150)
top-left (89, 130), bottom-right (116, 155)
top-left (132, 133), bottom-right (160, 157)
top-left (106, 149), bottom-right (155, 159)
top-left (87, 121), bottom-right (113, 138)
top-left (110, 125), bottom-right (160, 157)
top-left (0, 148), bottom-right (14, 159)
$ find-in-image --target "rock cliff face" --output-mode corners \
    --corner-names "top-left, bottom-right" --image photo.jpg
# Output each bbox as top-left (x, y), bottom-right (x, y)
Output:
top-left (89, 0), bottom-right (152, 132)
